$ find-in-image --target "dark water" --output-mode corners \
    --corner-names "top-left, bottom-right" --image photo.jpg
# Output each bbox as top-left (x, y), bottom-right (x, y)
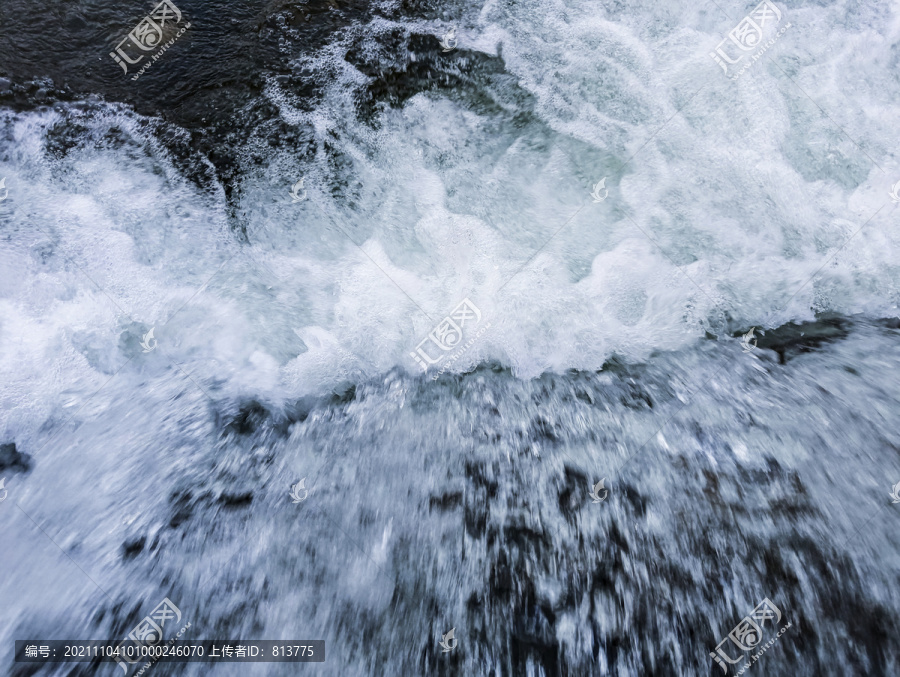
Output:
top-left (0, 0), bottom-right (456, 208)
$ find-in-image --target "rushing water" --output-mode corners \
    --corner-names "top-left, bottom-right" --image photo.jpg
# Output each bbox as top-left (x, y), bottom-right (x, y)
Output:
top-left (1, 0), bottom-right (899, 675)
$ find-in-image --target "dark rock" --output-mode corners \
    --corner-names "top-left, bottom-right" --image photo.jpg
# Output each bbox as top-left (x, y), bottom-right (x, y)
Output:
top-left (557, 465), bottom-right (589, 516)
top-left (0, 443), bottom-right (32, 473)
top-left (122, 536), bottom-right (146, 559)
top-left (227, 401), bottom-right (269, 435)
top-left (219, 491), bottom-right (253, 508)
top-left (168, 490), bottom-right (193, 528)
top-left (429, 491), bottom-right (462, 511)
top-left (737, 316), bottom-right (850, 364)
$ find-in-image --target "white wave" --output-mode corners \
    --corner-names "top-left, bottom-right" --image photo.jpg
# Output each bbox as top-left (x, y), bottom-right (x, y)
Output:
top-left (0, 0), bottom-right (899, 415)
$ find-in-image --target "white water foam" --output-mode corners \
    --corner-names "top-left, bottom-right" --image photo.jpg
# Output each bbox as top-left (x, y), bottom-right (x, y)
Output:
top-left (0, 0), bottom-right (899, 424)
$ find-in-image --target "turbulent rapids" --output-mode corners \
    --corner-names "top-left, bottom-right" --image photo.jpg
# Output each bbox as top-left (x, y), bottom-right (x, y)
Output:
top-left (1, 0), bottom-right (899, 675)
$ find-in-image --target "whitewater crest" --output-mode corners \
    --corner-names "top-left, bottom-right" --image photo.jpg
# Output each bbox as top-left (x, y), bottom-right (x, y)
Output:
top-left (0, 0), bottom-right (897, 402)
